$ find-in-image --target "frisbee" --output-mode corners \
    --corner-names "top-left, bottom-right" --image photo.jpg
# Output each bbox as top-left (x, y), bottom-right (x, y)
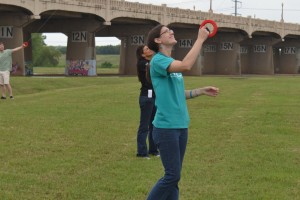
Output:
top-left (23, 42), bottom-right (29, 47)
top-left (200, 20), bottom-right (218, 38)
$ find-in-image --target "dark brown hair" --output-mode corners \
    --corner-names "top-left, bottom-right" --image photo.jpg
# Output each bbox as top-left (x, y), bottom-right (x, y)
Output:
top-left (147, 24), bottom-right (164, 53)
top-left (136, 45), bottom-right (146, 82)
top-left (145, 24), bottom-right (166, 83)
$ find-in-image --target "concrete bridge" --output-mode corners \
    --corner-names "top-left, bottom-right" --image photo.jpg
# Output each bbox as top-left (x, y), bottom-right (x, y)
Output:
top-left (1, 0), bottom-right (300, 76)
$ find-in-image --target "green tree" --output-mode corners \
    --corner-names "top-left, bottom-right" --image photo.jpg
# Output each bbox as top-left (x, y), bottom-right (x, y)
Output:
top-left (96, 45), bottom-right (120, 54)
top-left (55, 46), bottom-right (67, 54)
top-left (32, 33), bottom-right (61, 67)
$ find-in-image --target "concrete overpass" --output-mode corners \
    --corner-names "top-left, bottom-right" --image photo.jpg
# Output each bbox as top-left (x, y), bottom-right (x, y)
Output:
top-left (1, 0), bottom-right (300, 76)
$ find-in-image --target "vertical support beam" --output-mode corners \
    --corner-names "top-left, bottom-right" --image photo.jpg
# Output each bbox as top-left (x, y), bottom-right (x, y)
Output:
top-left (215, 33), bottom-right (243, 75)
top-left (273, 39), bottom-right (300, 74)
top-left (241, 37), bottom-right (281, 75)
top-left (171, 27), bottom-right (202, 75)
top-left (202, 33), bottom-right (244, 75)
top-left (119, 34), bottom-right (146, 75)
top-left (23, 30), bottom-right (33, 75)
top-left (119, 37), bottom-right (127, 75)
top-left (0, 25), bottom-right (25, 76)
top-left (240, 45), bottom-right (251, 74)
top-left (66, 31), bottom-right (96, 76)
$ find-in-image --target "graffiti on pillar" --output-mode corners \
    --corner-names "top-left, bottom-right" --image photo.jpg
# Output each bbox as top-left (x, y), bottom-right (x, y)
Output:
top-left (10, 62), bottom-right (24, 76)
top-left (11, 63), bottom-right (19, 74)
top-left (66, 59), bottom-right (96, 76)
top-left (25, 61), bottom-right (33, 76)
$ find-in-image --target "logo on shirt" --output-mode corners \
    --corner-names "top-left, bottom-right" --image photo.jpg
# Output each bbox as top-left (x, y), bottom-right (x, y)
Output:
top-left (170, 73), bottom-right (182, 78)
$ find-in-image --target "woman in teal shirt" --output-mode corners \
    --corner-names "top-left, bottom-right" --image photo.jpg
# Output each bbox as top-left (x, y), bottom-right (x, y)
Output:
top-left (146, 25), bottom-right (219, 200)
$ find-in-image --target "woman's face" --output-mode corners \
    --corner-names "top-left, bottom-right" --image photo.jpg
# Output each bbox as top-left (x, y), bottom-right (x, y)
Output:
top-left (143, 46), bottom-right (154, 57)
top-left (159, 27), bottom-right (177, 45)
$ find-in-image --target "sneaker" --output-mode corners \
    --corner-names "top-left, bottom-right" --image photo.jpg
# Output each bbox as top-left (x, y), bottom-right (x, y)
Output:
top-left (10, 96), bottom-right (14, 99)
top-left (1, 96), bottom-right (6, 100)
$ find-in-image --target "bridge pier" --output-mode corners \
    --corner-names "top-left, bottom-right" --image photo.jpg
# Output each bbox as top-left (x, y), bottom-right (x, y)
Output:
top-left (115, 25), bottom-right (153, 75)
top-left (241, 36), bottom-right (280, 75)
top-left (171, 27), bottom-right (201, 76)
top-left (119, 36), bottom-right (138, 75)
top-left (23, 30), bottom-right (33, 75)
top-left (273, 39), bottom-right (300, 74)
top-left (0, 15), bottom-right (28, 76)
top-left (66, 31), bottom-right (96, 76)
top-left (215, 33), bottom-right (244, 75)
top-left (201, 33), bottom-right (244, 75)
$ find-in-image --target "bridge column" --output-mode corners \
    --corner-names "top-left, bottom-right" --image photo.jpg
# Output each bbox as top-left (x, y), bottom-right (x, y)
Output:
top-left (240, 45), bottom-right (251, 74)
top-left (66, 31), bottom-right (96, 76)
top-left (201, 38), bottom-right (217, 75)
top-left (119, 36), bottom-right (138, 75)
top-left (118, 29), bottom-right (150, 75)
top-left (23, 30), bottom-right (33, 76)
top-left (241, 37), bottom-right (280, 74)
top-left (201, 33), bottom-right (244, 75)
top-left (273, 39), bottom-right (300, 74)
top-left (171, 28), bottom-right (201, 75)
top-left (0, 24), bottom-right (25, 76)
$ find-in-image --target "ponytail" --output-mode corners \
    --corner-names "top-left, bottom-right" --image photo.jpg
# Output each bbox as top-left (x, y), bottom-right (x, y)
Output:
top-left (145, 63), bottom-right (152, 84)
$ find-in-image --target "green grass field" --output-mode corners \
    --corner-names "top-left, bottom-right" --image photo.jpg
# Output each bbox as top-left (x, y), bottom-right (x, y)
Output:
top-left (1, 76), bottom-right (300, 199)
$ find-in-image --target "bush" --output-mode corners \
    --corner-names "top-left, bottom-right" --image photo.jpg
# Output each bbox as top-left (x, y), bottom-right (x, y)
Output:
top-left (100, 61), bottom-right (113, 68)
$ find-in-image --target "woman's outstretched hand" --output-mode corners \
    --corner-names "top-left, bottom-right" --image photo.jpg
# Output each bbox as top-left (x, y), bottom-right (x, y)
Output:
top-left (201, 86), bottom-right (219, 97)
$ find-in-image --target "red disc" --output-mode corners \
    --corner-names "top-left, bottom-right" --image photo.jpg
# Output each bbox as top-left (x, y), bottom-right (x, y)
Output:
top-left (200, 20), bottom-right (218, 38)
top-left (23, 42), bottom-right (29, 47)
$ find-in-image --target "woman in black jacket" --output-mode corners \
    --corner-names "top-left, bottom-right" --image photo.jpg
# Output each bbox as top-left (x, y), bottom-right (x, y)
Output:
top-left (136, 45), bottom-right (159, 159)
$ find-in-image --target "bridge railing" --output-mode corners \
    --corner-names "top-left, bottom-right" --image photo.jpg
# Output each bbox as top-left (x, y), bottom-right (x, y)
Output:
top-left (4, 0), bottom-right (300, 37)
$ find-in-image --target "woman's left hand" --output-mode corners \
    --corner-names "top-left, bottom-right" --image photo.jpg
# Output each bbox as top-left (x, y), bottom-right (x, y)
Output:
top-left (202, 86), bottom-right (219, 97)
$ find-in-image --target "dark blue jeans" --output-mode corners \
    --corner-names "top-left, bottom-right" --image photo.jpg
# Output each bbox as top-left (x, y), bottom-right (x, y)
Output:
top-left (137, 96), bottom-right (158, 156)
top-left (147, 127), bottom-right (188, 200)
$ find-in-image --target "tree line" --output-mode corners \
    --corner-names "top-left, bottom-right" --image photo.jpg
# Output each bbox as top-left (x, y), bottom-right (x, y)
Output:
top-left (32, 33), bottom-right (120, 67)
top-left (54, 45), bottom-right (120, 55)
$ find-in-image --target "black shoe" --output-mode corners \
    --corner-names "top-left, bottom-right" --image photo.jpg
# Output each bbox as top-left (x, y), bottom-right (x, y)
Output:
top-left (10, 96), bottom-right (14, 99)
top-left (1, 96), bottom-right (6, 100)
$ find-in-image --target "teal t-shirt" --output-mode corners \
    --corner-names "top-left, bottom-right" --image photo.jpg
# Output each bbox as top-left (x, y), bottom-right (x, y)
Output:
top-left (0, 49), bottom-right (12, 71)
top-left (150, 52), bottom-right (190, 128)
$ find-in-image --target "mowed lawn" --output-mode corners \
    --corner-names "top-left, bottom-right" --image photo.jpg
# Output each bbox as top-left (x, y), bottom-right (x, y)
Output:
top-left (0, 76), bottom-right (299, 200)
top-left (33, 54), bottom-right (120, 75)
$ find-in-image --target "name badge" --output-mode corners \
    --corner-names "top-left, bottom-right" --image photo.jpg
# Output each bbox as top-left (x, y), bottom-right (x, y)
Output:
top-left (148, 89), bottom-right (152, 98)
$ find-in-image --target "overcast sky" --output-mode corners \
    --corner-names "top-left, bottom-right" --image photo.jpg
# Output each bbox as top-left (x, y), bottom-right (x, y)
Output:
top-left (44, 0), bottom-right (300, 46)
